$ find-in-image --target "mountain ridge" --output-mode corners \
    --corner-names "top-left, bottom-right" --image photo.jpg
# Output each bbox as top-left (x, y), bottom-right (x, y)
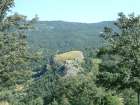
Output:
top-left (28, 21), bottom-right (115, 54)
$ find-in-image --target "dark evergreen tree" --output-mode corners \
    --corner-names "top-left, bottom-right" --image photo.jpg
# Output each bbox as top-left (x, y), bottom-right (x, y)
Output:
top-left (97, 13), bottom-right (140, 105)
top-left (0, 0), bottom-right (42, 104)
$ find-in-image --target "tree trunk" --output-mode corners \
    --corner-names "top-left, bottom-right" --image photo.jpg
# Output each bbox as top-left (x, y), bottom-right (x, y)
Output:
top-left (138, 92), bottom-right (140, 105)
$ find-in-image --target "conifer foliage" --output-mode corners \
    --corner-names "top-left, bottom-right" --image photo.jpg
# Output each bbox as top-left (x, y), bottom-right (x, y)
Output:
top-left (0, 0), bottom-right (39, 104)
top-left (97, 13), bottom-right (140, 105)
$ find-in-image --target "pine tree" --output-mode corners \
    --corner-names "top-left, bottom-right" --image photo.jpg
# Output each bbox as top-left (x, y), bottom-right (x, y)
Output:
top-left (0, 0), bottom-right (41, 104)
top-left (97, 13), bottom-right (140, 105)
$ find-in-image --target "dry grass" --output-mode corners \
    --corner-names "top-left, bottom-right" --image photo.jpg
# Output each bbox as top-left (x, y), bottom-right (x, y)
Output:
top-left (15, 84), bottom-right (24, 92)
top-left (54, 51), bottom-right (84, 64)
top-left (0, 101), bottom-right (9, 105)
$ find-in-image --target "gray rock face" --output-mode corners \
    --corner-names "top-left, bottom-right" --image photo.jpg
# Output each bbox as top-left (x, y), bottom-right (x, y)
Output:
top-left (63, 60), bottom-right (83, 77)
top-left (54, 51), bottom-right (84, 77)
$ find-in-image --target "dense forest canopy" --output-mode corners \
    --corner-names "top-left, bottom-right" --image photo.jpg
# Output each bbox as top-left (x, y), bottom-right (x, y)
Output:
top-left (0, 0), bottom-right (140, 105)
top-left (28, 21), bottom-right (115, 54)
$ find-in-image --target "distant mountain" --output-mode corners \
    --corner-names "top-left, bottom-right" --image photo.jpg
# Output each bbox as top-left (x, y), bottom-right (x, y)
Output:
top-left (27, 21), bottom-right (115, 55)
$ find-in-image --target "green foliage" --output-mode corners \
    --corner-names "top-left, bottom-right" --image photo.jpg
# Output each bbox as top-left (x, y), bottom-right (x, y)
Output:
top-left (29, 62), bottom-right (125, 105)
top-left (1, 1), bottom-right (138, 105)
top-left (97, 13), bottom-right (140, 105)
top-left (103, 94), bottom-right (124, 105)
top-left (121, 89), bottom-right (137, 105)
top-left (0, 1), bottom-right (42, 105)
top-left (0, 0), bottom-right (14, 20)
top-left (50, 99), bottom-right (59, 105)
top-left (28, 21), bottom-right (115, 55)
top-left (28, 97), bottom-right (44, 105)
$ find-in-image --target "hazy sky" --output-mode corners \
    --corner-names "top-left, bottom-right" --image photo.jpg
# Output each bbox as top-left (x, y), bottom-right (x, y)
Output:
top-left (12, 0), bottom-right (140, 23)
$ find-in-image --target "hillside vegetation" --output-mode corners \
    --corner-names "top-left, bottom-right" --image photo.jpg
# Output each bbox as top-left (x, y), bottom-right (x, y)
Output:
top-left (1, 1), bottom-right (139, 105)
top-left (28, 21), bottom-right (115, 54)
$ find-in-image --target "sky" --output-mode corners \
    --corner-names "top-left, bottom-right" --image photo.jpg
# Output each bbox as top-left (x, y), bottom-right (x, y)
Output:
top-left (11, 0), bottom-right (140, 23)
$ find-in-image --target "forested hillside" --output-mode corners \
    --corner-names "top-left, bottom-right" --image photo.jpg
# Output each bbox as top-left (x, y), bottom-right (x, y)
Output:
top-left (1, 1), bottom-right (140, 105)
top-left (28, 21), bottom-right (115, 54)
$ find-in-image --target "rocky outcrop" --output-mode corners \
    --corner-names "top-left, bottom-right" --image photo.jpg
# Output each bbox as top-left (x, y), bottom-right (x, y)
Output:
top-left (63, 60), bottom-right (83, 77)
top-left (54, 51), bottom-right (84, 77)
